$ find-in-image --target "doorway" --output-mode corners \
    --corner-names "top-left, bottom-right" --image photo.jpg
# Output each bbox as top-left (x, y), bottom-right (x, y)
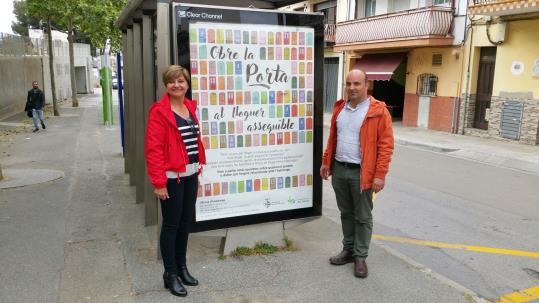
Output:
top-left (473, 47), bottom-right (496, 130)
top-left (323, 57), bottom-right (339, 113)
top-left (371, 60), bottom-right (406, 120)
top-left (75, 66), bottom-right (88, 94)
top-left (372, 79), bottom-right (405, 120)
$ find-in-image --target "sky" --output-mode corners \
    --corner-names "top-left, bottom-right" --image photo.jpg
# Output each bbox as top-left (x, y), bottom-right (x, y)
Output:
top-left (0, 0), bottom-right (16, 35)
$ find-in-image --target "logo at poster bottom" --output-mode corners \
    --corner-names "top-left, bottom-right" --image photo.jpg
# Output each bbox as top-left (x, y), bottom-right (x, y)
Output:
top-left (263, 198), bottom-right (285, 208)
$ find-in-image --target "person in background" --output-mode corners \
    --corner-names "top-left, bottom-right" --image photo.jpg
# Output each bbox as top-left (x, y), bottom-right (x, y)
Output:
top-left (145, 65), bottom-right (206, 297)
top-left (25, 81), bottom-right (46, 132)
top-left (320, 69), bottom-right (394, 279)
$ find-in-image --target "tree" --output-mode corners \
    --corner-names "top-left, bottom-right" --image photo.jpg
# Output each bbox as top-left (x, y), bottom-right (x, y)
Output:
top-left (78, 0), bottom-right (126, 53)
top-left (11, 0), bottom-right (40, 36)
top-left (26, 0), bottom-right (62, 116)
top-left (24, 0), bottom-right (127, 112)
top-left (58, 0), bottom-right (85, 107)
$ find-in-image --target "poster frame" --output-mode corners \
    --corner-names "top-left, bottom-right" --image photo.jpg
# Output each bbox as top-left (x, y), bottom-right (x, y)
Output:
top-left (172, 3), bottom-right (325, 232)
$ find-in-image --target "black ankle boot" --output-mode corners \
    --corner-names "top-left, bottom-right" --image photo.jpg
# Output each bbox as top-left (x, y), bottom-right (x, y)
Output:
top-left (163, 272), bottom-right (187, 297)
top-left (178, 265), bottom-right (199, 286)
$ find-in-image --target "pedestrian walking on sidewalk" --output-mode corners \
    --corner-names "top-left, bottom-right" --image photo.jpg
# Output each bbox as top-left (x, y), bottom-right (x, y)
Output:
top-left (25, 81), bottom-right (46, 132)
top-left (320, 69), bottom-right (394, 278)
top-left (145, 65), bottom-right (206, 297)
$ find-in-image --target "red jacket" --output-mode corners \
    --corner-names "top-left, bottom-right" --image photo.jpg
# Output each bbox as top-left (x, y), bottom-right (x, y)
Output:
top-left (322, 97), bottom-right (394, 190)
top-left (145, 93), bottom-right (206, 189)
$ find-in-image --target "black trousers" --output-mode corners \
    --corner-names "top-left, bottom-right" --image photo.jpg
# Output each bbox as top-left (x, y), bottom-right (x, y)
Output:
top-left (160, 174), bottom-right (198, 274)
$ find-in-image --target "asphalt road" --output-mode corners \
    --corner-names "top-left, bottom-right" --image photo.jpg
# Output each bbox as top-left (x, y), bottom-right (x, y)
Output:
top-left (322, 127), bottom-right (539, 302)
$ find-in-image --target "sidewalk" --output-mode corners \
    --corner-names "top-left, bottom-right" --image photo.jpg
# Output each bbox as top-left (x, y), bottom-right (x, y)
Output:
top-left (1, 94), bottom-right (483, 303)
top-left (324, 113), bottom-right (539, 176)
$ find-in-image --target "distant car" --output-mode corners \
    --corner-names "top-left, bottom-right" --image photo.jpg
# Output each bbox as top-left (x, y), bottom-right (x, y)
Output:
top-left (112, 77), bottom-right (118, 89)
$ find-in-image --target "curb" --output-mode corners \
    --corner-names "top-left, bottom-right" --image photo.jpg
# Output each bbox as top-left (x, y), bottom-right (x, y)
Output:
top-left (394, 138), bottom-right (460, 153)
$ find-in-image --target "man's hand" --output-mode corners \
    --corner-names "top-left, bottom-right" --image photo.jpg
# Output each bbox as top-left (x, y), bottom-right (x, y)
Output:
top-left (372, 178), bottom-right (385, 193)
top-left (320, 164), bottom-right (331, 180)
top-left (154, 187), bottom-right (169, 200)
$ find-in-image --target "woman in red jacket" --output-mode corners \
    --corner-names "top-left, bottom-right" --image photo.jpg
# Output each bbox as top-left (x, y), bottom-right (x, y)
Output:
top-left (145, 65), bottom-right (206, 297)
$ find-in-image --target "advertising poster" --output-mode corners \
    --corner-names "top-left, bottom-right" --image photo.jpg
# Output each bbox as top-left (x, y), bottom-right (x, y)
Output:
top-left (176, 5), bottom-right (323, 230)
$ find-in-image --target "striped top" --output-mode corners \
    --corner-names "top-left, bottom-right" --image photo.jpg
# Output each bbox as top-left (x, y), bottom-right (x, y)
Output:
top-left (173, 112), bottom-right (199, 164)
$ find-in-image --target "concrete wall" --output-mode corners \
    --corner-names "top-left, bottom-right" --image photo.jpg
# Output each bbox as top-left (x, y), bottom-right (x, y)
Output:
top-left (490, 19), bottom-right (539, 97)
top-left (403, 47), bottom-right (463, 132)
top-left (0, 56), bottom-right (44, 120)
top-left (73, 43), bottom-right (93, 94)
top-left (406, 47), bottom-right (463, 97)
top-left (1, 38), bottom-right (94, 119)
top-left (52, 40), bottom-right (72, 101)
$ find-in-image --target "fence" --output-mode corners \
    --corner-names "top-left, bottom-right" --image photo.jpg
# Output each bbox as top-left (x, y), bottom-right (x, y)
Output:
top-left (0, 32), bottom-right (46, 56)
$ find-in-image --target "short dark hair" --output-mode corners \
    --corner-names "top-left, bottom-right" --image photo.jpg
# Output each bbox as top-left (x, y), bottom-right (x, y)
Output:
top-left (162, 65), bottom-right (190, 87)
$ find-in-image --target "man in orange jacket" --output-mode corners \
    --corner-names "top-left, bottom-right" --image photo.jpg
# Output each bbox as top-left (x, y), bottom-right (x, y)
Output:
top-left (320, 69), bottom-right (394, 278)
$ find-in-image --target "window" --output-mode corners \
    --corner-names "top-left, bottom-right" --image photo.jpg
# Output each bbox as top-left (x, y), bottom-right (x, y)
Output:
top-left (365, 0), bottom-right (376, 17)
top-left (314, 1), bottom-right (337, 24)
top-left (433, 0), bottom-right (451, 6)
top-left (417, 73), bottom-right (438, 96)
top-left (432, 54), bottom-right (443, 67)
top-left (55, 63), bottom-right (62, 75)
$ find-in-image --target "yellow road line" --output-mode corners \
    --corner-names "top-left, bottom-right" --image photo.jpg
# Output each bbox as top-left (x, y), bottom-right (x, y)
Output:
top-left (496, 285), bottom-right (539, 303)
top-left (372, 234), bottom-right (539, 259)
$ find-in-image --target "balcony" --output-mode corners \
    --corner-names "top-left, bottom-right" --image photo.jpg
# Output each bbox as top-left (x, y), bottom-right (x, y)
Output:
top-left (334, 6), bottom-right (454, 51)
top-left (325, 24), bottom-right (336, 43)
top-left (468, 0), bottom-right (539, 16)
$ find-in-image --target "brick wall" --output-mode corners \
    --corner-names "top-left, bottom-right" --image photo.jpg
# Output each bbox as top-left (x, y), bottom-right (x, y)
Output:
top-left (403, 93), bottom-right (418, 127)
top-left (460, 92), bottom-right (539, 145)
top-left (458, 94), bottom-right (476, 134)
top-left (428, 96), bottom-right (456, 132)
top-left (490, 95), bottom-right (539, 145)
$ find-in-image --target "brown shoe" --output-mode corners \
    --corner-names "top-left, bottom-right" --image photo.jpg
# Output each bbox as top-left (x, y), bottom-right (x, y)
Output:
top-left (329, 250), bottom-right (354, 265)
top-left (354, 257), bottom-right (368, 278)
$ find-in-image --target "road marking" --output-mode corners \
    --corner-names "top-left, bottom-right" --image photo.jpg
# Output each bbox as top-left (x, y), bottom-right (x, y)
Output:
top-left (496, 285), bottom-right (539, 303)
top-left (372, 235), bottom-right (539, 259)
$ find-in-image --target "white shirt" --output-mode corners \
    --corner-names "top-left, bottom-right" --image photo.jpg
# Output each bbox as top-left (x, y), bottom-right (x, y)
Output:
top-left (335, 97), bottom-right (370, 164)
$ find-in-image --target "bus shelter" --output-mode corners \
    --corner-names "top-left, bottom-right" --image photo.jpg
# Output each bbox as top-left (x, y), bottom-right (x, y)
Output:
top-left (116, 0), bottom-right (324, 252)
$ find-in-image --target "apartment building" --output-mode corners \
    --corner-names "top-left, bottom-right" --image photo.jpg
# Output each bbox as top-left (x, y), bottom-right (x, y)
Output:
top-left (280, 0), bottom-right (345, 113)
top-left (331, 0), bottom-right (467, 132)
top-left (462, 0), bottom-right (539, 144)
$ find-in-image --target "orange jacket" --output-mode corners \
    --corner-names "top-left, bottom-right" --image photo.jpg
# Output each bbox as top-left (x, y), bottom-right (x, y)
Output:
top-left (322, 97), bottom-right (394, 190)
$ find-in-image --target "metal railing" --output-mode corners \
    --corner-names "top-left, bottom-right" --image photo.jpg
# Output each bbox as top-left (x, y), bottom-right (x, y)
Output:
top-left (0, 32), bottom-right (77, 58)
top-left (472, 0), bottom-right (500, 5)
top-left (324, 24), bottom-right (336, 42)
top-left (335, 6), bottom-right (454, 45)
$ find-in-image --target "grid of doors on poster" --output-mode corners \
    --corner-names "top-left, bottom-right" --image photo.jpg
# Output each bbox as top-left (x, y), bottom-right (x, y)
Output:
top-left (189, 23), bottom-right (315, 199)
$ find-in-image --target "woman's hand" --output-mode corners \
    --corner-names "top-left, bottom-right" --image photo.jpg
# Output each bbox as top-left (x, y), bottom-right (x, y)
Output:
top-left (154, 187), bottom-right (169, 200)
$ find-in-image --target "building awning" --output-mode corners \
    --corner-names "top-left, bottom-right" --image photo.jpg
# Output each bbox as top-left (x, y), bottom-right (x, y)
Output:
top-left (352, 53), bottom-right (407, 81)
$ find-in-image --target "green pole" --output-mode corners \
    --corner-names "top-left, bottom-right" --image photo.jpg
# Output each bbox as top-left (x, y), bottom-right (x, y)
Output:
top-left (100, 55), bottom-right (114, 125)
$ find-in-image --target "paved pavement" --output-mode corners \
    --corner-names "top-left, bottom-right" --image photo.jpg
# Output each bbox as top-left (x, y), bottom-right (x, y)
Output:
top-left (3, 93), bottom-right (537, 302)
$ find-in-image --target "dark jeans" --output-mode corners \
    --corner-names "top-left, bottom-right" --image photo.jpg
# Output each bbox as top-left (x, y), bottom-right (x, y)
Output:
top-left (160, 174), bottom-right (198, 274)
top-left (331, 162), bottom-right (373, 259)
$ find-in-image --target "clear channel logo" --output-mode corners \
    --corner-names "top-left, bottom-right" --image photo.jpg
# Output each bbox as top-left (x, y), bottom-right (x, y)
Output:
top-left (178, 10), bottom-right (223, 20)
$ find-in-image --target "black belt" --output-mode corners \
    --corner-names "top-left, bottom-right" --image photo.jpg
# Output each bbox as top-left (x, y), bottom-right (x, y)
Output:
top-left (335, 160), bottom-right (361, 169)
